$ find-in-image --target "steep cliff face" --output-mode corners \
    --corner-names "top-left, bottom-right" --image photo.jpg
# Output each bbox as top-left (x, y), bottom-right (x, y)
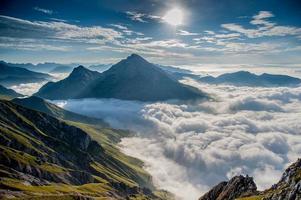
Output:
top-left (199, 175), bottom-right (257, 200)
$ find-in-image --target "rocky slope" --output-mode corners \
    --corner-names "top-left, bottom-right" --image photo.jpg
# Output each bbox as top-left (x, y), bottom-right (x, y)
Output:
top-left (199, 175), bottom-right (257, 200)
top-left (199, 159), bottom-right (301, 200)
top-left (36, 54), bottom-right (207, 101)
top-left (0, 100), bottom-right (170, 199)
top-left (256, 158), bottom-right (301, 200)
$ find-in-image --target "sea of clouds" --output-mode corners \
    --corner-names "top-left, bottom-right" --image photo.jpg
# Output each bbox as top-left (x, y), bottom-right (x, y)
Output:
top-left (52, 78), bottom-right (301, 200)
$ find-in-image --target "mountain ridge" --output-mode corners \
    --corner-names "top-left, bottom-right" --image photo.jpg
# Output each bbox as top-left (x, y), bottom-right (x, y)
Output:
top-left (36, 54), bottom-right (207, 101)
top-left (0, 62), bottom-right (52, 87)
top-left (199, 71), bottom-right (301, 87)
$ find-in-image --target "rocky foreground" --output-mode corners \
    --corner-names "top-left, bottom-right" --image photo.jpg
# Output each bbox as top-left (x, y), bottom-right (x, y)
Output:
top-left (199, 159), bottom-right (301, 200)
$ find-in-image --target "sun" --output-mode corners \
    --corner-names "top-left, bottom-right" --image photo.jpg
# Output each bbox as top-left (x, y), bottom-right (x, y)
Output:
top-left (163, 8), bottom-right (183, 26)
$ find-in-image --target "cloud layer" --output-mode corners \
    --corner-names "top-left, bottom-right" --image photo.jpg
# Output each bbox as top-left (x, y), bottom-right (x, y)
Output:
top-left (54, 79), bottom-right (301, 200)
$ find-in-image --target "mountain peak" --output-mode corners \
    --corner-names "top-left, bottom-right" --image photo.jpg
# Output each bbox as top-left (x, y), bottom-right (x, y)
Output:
top-left (69, 65), bottom-right (93, 77)
top-left (126, 54), bottom-right (147, 62)
top-left (73, 65), bottom-right (87, 72)
top-left (36, 54), bottom-right (206, 101)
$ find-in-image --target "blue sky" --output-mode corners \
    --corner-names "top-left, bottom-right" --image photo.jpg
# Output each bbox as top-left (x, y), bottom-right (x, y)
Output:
top-left (0, 0), bottom-right (301, 65)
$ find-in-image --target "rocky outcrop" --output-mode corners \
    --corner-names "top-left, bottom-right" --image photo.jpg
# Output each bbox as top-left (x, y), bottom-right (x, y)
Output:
top-left (263, 159), bottom-right (301, 200)
top-left (199, 159), bottom-right (301, 200)
top-left (199, 175), bottom-right (257, 200)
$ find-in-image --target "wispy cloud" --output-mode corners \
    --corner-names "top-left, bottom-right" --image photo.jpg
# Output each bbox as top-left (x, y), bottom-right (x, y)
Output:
top-left (33, 7), bottom-right (53, 15)
top-left (177, 30), bottom-right (199, 36)
top-left (125, 11), bottom-right (161, 23)
top-left (191, 11), bottom-right (301, 55)
top-left (0, 15), bottom-right (123, 41)
top-left (0, 37), bottom-right (70, 51)
top-left (221, 11), bottom-right (301, 38)
top-left (110, 24), bottom-right (144, 36)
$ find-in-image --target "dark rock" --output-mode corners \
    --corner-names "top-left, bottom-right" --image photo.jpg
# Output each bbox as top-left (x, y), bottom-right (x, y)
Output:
top-left (199, 175), bottom-right (257, 200)
top-left (263, 159), bottom-right (301, 200)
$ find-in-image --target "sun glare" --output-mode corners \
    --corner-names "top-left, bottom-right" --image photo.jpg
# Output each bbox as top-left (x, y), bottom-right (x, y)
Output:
top-left (163, 8), bottom-right (183, 26)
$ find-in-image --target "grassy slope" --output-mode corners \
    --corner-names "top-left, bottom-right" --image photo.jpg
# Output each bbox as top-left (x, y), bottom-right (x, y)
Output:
top-left (0, 100), bottom-right (171, 200)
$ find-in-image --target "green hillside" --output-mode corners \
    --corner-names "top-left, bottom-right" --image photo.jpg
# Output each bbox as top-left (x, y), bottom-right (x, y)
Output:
top-left (0, 100), bottom-right (172, 200)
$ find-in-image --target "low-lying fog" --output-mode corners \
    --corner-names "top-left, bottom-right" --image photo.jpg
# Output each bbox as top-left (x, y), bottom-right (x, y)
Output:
top-left (52, 79), bottom-right (301, 200)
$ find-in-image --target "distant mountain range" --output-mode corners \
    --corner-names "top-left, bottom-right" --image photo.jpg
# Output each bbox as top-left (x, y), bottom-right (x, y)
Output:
top-left (0, 85), bottom-right (24, 99)
top-left (199, 71), bottom-right (301, 87)
top-left (36, 54), bottom-right (207, 101)
top-left (49, 65), bottom-right (74, 74)
top-left (0, 60), bottom-right (112, 74)
top-left (0, 62), bottom-right (52, 87)
top-left (0, 61), bottom-right (76, 73)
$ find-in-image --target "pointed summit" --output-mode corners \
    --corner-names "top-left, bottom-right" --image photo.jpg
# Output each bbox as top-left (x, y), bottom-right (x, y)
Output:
top-left (79, 54), bottom-right (207, 101)
top-left (35, 65), bottom-right (101, 100)
top-left (70, 65), bottom-right (89, 75)
top-left (108, 53), bottom-right (157, 73)
top-left (67, 65), bottom-right (99, 80)
top-left (73, 65), bottom-right (86, 71)
top-left (126, 53), bottom-right (146, 61)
